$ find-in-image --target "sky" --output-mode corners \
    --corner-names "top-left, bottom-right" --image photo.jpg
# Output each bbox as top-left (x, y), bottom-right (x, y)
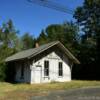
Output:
top-left (0, 0), bottom-right (84, 37)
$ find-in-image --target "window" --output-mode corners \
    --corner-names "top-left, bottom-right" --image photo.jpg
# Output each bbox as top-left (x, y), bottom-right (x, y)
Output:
top-left (44, 61), bottom-right (49, 76)
top-left (21, 65), bottom-right (24, 79)
top-left (58, 62), bottom-right (63, 76)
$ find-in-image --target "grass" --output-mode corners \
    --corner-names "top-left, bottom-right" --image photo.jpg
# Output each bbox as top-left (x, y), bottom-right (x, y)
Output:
top-left (0, 80), bottom-right (100, 100)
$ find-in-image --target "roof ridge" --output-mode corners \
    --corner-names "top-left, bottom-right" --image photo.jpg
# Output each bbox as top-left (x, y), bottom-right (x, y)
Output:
top-left (28, 41), bottom-right (60, 58)
top-left (13, 41), bottom-right (59, 54)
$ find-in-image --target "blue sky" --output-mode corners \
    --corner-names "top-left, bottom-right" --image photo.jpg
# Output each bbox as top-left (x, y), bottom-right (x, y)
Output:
top-left (0, 0), bottom-right (84, 37)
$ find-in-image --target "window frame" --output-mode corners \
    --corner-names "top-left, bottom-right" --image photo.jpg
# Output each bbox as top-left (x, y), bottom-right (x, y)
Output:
top-left (44, 60), bottom-right (49, 77)
top-left (58, 62), bottom-right (63, 77)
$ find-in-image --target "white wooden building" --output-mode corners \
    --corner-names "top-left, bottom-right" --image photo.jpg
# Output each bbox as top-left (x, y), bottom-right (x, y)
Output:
top-left (5, 41), bottom-right (80, 84)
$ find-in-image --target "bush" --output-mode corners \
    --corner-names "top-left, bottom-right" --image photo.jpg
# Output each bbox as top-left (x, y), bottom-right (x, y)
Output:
top-left (0, 62), bottom-right (6, 81)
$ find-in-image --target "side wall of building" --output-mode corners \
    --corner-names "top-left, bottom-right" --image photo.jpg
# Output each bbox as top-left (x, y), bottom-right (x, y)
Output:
top-left (15, 61), bottom-right (31, 83)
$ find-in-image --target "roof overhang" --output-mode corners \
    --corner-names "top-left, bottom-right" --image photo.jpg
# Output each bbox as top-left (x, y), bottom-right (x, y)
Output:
top-left (5, 41), bottom-right (80, 64)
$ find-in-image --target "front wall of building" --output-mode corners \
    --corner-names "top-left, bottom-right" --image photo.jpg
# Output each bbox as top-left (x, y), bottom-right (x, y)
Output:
top-left (30, 49), bottom-right (72, 83)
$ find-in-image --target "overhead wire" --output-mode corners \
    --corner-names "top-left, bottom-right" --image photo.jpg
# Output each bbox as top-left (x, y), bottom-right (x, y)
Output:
top-left (27, 0), bottom-right (74, 14)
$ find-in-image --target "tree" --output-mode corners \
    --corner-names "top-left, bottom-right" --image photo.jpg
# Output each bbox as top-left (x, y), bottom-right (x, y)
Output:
top-left (21, 33), bottom-right (35, 50)
top-left (0, 19), bottom-right (19, 81)
top-left (37, 30), bottom-right (48, 45)
top-left (74, 0), bottom-right (100, 79)
top-left (45, 22), bottom-right (79, 55)
top-left (37, 22), bottom-right (79, 55)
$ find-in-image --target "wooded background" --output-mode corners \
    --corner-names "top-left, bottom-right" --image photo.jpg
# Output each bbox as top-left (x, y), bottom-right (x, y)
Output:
top-left (0, 0), bottom-right (100, 81)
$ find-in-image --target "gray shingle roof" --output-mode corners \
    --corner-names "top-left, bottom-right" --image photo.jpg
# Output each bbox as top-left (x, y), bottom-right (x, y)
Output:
top-left (5, 41), bottom-right (80, 64)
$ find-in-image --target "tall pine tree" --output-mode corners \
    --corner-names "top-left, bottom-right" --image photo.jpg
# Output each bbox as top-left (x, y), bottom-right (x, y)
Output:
top-left (74, 0), bottom-right (100, 79)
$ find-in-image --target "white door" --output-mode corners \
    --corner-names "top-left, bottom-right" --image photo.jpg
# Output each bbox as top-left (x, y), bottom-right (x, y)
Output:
top-left (35, 66), bottom-right (42, 83)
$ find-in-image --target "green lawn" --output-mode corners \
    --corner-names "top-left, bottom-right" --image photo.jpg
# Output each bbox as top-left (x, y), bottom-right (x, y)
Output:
top-left (0, 80), bottom-right (100, 100)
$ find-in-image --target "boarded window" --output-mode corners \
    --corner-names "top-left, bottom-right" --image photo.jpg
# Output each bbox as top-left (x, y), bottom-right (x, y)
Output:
top-left (21, 64), bottom-right (24, 79)
top-left (58, 62), bottom-right (63, 76)
top-left (44, 61), bottom-right (49, 76)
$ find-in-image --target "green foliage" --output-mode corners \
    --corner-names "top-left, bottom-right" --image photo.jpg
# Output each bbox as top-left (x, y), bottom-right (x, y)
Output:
top-left (21, 33), bottom-right (35, 50)
top-left (0, 62), bottom-right (6, 81)
top-left (0, 19), bottom-right (19, 81)
top-left (73, 0), bottom-right (100, 79)
top-left (74, 0), bottom-right (100, 57)
top-left (37, 30), bottom-right (48, 45)
top-left (37, 21), bottom-right (79, 56)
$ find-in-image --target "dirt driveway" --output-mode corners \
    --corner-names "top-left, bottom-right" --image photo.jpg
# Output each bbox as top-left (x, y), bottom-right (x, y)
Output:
top-left (31, 87), bottom-right (100, 100)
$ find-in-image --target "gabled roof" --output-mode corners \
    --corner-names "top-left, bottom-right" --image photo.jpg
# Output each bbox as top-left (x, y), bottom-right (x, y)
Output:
top-left (5, 41), bottom-right (80, 64)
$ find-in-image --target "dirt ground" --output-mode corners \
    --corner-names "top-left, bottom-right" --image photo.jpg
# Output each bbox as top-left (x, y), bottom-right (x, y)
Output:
top-left (30, 87), bottom-right (100, 100)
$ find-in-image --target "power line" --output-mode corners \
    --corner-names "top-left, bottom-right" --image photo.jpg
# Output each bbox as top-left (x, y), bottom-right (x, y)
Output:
top-left (27, 0), bottom-right (74, 14)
